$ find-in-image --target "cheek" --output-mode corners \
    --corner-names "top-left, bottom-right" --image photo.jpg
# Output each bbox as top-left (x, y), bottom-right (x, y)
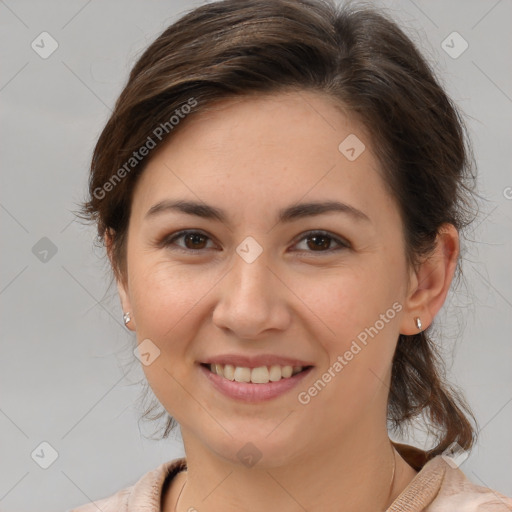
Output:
top-left (130, 261), bottom-right (215, 341)
top-left (293, 262), bottom-right (402, 400)
top-left (295, 276), bottom-right (401, 431)
top-left (129, 262), bottom-right (216, 422)
top-left (295, 262), bottom-right (401, 343)
top-left (127, 261), bottom-right (213, 402)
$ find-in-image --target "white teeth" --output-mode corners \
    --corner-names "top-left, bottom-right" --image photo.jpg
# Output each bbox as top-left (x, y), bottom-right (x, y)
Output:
top-left (208, 363), bottom-right (305, 383)
top-left (234, 366), bottom-right (251, 383)
top-left (269, 365), bottom-right (282, 382)
top-left (214, 364), bottom-right (224, 377)
top-left (223, 364), bottom-right (235, 381)
top-left (251, 366), bottom-right (270, 384)
top-left (281, 366), bottom-right (293, 378)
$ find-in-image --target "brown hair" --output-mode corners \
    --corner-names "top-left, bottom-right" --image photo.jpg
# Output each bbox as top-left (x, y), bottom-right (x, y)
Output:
top-left (77, 0), bottom-right (478, 458)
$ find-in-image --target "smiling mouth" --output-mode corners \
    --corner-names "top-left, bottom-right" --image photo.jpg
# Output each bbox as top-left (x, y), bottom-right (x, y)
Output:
top-left (201, 363), bottom-right (313, 384)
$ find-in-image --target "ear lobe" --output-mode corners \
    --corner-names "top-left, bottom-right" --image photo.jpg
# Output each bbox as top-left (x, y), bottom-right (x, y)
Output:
top-left (104, 229), bottom-right (136, 331)
top-left (399, 224), bottom-right (459, 335)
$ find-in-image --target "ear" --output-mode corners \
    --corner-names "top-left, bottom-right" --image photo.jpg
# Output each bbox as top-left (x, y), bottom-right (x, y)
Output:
top-left (399, 223), bottom-right (459, 335)
top-left (104, 229), bottom-right (136, 331)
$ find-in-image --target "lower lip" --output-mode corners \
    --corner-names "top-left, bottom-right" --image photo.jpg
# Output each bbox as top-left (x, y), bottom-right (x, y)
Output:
top-left (199, 364), bottom-right (314, 402)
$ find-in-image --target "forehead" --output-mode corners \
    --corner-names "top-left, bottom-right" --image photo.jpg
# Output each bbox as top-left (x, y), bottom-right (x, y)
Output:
top-left (131, 91), bottom-right (394, 226)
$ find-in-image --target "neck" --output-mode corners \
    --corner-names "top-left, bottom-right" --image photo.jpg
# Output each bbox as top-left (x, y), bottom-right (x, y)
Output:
top-left (170, 425), bottom-right (416, 512)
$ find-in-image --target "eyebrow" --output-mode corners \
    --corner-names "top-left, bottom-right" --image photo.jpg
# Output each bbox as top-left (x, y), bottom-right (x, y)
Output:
top-left (145, 199), bottom-right (371, 224)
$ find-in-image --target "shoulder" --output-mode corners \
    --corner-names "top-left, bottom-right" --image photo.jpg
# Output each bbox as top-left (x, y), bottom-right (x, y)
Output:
top-left (388, 446), bottom-right (512, 512)
top-left (67, 457), bottom-right (187, 512)
top-left (425, 456), bottom-right (512, 512)
top-left (68, 486), bottom-right (132, 512)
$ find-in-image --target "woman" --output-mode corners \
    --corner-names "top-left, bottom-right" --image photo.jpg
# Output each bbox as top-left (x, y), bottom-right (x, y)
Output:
top-left (72, 0), bottom-right (512, 510)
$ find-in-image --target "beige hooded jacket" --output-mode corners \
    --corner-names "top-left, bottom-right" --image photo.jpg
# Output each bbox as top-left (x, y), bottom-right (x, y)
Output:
top-left (69, 445), bottom-right (512, 512)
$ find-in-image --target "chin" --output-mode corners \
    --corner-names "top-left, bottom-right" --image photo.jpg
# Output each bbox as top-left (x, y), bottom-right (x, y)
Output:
top-left (201, 421), bottom-right (307, 469)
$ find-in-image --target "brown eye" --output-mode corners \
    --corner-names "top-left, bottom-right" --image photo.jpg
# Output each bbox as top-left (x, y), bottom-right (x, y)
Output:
top-left (294, 230), bottom-right (349, 253)
top-left (306, 234), bottom-right (332, 251)
top-left (163, 230), bottom-right (215, 252)
top-left (183, 232), bottom-right (208, 249)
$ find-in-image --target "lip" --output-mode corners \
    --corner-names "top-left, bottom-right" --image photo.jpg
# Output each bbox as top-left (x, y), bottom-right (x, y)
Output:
top-left (198, 363), bottom-right (314, 402)
top-left (200, 354), bottom-right (314, 368)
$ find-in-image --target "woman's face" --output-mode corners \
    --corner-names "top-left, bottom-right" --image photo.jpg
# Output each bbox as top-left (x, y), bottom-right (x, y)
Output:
top-left (117, 91), bottom-right (416, 466)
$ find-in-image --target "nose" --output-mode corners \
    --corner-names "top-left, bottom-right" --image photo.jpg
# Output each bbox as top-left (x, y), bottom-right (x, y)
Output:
top-left (212, 251), bottom-right (292, 340)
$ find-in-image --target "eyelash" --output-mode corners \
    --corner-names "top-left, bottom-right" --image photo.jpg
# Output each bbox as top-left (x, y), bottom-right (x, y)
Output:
top-left (160, 229), bottom-right (350, 255)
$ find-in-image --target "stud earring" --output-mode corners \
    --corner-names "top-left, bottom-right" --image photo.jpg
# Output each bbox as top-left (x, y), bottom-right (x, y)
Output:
top-left (414, 316), bottom-right (422, 332)
top-left (123, 312), bottom-right (131, 326)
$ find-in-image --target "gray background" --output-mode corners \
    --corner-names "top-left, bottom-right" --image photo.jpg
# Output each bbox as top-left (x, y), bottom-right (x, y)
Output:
top-left (1, 1), bottom-right (511, 510)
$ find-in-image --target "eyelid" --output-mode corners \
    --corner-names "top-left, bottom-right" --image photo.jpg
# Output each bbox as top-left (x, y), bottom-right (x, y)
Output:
top-left (161, 229), bottom-right (350, 254)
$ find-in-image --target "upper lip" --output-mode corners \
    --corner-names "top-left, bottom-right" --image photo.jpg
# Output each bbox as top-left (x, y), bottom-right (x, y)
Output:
top-left (200, 354), bottom-right (314, 369)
